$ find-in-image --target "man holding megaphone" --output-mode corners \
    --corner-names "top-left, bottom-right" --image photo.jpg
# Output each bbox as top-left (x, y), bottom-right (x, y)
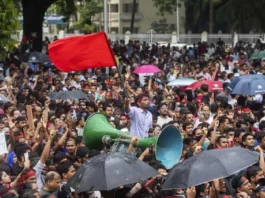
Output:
top-left (125, 94), bottom-right (153, 138)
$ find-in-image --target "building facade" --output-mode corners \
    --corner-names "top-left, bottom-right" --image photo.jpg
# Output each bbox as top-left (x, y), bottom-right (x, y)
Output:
top-left (92, 0), bottom-right (186, 34)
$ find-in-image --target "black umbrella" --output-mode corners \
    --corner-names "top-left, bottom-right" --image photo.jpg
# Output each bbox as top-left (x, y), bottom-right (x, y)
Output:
top-left (163, 147), bottom-right (259, 190)
top-left (19, 51), bottom-right (50, 64)
top-left (68, 152), bottom-right (158, 192)
top-left (49, 90), bottom-right (87, 100)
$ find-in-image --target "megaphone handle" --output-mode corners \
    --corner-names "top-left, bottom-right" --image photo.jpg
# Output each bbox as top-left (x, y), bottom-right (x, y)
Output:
top-left (112, 138), bottom-right (131, 144)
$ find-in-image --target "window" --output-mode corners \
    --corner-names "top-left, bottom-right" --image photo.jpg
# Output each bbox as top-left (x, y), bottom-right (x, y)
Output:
top-left (123, 3), bottom-right (138, 13)
top-left (110, 4), bottom-right (119, 13)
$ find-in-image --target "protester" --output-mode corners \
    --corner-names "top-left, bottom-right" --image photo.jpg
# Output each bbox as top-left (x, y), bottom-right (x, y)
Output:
top-left (1, 37), bottom-right (265, 197)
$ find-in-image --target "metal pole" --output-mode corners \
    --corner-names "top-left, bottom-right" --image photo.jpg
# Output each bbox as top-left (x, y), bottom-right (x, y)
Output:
top-left (104, 0), bottom-right (108, 34)
top-left (176, 0), bottom-right (180, 43)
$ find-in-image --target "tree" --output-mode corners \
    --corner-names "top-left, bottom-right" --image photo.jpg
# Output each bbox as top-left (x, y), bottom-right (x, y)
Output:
top-left (22, 0), bottom-right (57, 52)
top-left (0, 0), bottom-right (20, 58)
top-left (152, 0), bottom-right (265, 33)
top-left (130, 0), bottom-right (137, 33)
top-left (21, 0), bottom-right (103, 52)
top-left (74, 0), bottom-right (103, 34)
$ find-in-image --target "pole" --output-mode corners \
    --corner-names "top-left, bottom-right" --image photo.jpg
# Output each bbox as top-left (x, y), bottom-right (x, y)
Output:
top-left (104, 0), bottom-right (108, 34)
top-left (176, 0), bottom-right (180, 43)
top-left (209, 0), bottom-right (213, 33)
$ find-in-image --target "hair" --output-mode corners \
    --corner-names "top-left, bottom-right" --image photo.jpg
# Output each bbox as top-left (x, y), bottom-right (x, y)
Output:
top-left (182, 122), bottom-right (193, 130)
top-left (44, 171), bottom-right (60, 183)
top-left (14, 143), bottom-right (30, 161)
top-left (259, 121), bottom-right (265, 130)
top-left (246, 166), bottom-right (262, 181)
top-left (56, 161), bottom-right (73, 177)
top-left (257, 132), bottom-right (265, 143)
top-left (242, 133), bottom-right (254, 143)
top-left (21, 189), bottom-right (38, 198)
top-left (216, 136), bottom-right (227, 145)
top-left (200, 84), bottom-right (209, 92)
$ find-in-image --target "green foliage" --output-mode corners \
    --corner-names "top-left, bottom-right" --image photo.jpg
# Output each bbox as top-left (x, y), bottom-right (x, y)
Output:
top-left (153, 0), bottom-right (265, 33)
top-left (0, 0), bottom-right (20, 58)
top-left (76, 0), bottom-right (103, 33)
top-left (56, 0), bottom-right (77, 21)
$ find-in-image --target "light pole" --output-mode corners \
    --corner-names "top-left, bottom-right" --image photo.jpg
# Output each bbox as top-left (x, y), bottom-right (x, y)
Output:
top-left (176, 0), bottom-right (180, 43)
top-left (104, 0), bottom-right (108, 34)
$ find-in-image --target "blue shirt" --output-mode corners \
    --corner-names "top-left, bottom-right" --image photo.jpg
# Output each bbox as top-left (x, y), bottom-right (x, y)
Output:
top-left (128, 107), bottom-right (153, 138)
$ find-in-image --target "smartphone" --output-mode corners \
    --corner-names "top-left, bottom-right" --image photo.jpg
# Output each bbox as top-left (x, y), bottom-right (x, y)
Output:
top-left (24, 153), bottom-right (29, 161)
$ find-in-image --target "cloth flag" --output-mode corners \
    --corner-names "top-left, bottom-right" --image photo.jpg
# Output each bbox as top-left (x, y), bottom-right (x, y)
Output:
top-left (48, 32), bottom-right (116, 72)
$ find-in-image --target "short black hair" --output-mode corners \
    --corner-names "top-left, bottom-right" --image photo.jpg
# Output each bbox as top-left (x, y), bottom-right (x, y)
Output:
top-left (56, 161), bottom-right (73, 177)
top-left (246, 166), bottom-right (262, 181)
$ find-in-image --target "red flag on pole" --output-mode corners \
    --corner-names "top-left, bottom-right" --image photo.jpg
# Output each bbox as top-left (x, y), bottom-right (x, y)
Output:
top-left (48, 32), bottom-right (116, 72)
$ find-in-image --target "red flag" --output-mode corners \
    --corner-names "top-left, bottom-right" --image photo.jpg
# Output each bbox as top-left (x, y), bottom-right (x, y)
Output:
top-left (48, 32), bottom-right (116, 72)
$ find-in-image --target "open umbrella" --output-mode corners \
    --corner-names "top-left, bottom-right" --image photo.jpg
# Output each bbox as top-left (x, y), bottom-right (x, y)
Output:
top-left (250, 51), bottom-right (265, 60)
top-left (163, 147), bottom-right (258, 189)
top-left (227, 74), bottom-right (265, 95)
top-left (167, 78), bottom-right (197, 87)
top-left (68, 152), bottom-right (157, 192)
top-left (19, 51), bottom-right (50, 64)
top-left (186, 80), bottom-right (223, 91)
top-left (133, 65), bottom-right (161, 74)
top-left (49, 90), bottom-right (87, 100)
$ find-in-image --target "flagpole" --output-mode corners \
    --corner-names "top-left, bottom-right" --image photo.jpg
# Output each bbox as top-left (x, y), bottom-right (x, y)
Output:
top-left (104, 0), bottom-right (108, 34)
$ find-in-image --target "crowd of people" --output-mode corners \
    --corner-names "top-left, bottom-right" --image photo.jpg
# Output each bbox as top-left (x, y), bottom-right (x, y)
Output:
top-left (0, 37), bottom-right (264, 198)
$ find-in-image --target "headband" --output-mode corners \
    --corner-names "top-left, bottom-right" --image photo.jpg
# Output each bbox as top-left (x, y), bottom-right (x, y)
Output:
top-left (21, 169), bottom-right (35, 181)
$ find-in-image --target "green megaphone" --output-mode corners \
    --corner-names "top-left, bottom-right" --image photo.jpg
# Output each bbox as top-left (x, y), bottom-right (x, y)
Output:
top-left (83, 113), bottom-right (183, 169)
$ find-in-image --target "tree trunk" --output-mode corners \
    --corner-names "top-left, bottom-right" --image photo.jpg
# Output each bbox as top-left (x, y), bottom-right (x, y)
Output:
top-left (130, 0), bottom-right (137, 33)
top-left (22, 0), bottom-right (56, 52)
top-left (209, 0), bottom-right (214, 33)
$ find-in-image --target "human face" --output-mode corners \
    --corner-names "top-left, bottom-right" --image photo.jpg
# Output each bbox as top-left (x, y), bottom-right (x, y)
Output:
top-left (105, 107), bottom-right (112, 116)
top-left (227, 131), bottom-right (235, 139)
top-left (186, 114), bottom-right (194, 123)
top-left (260, 137), bottom-right (265, 150)
top-left (159, 105), bottom-right (168, 116)
top-left (139, 97), bottom-right (150, 109)
top-left (1, 172), bottom-right (11, 184)
top-left (239, 179), bottom-right (252, 195)
top-left (244, 135), bottom-right (255, 147)
top-left (222, 119), bottom-right (230, 130)
top-left (26, 175), bottom-right (37, 184)
top-left (13, 110), bottom-right (21, 119)
top-left (64, 166), bottom-right (76, 181)
top-left (66, 140), bottom-right (76, 154)
top-left (219, 137), bottom-right (228, 147)
top-left (202, 106), bottom-right (210, 119)
top-left (48, 176), bottom-right (62, 192)
top-left (185, 124), bottom-right (193, 135)
top-left (120, 116), bottom-right (128, 125)
top-left (253, 171), bottom-right (265, 184)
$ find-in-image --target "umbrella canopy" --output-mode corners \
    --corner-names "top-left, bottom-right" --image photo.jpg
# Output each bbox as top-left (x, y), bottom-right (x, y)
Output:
top-left (167, 78), bottom-right (197, 87)
top-left (250, 51), bottom-right (265, 60)
top-left (19, 51), bottom-right (50, 64)
top-left (133, 65), bottom-right (161, 74)
top-left (186, 80), bottom-right (223, 91)
top-left (163, 147), bottom-right (258, 190)
top-left (68, 152), bottom-right (158, 192)
top-left (49, 90), bottom-right (87, 100)
top-left (227, 74), bottom-right (265, 95)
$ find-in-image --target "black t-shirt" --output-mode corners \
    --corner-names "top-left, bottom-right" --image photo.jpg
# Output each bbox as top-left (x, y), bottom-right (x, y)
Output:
top-left (58, 183), bottom-right (72, 198)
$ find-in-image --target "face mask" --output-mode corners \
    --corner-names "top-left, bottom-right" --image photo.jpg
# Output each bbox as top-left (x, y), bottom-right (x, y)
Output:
top-left (195, 135), bottom-right (203, 141)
